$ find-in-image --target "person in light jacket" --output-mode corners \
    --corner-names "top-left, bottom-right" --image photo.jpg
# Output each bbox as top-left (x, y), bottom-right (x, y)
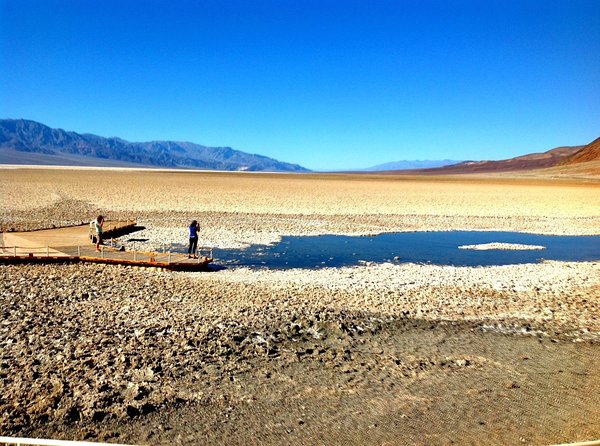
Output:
top-left (95, 215), bottom-right (104, 252)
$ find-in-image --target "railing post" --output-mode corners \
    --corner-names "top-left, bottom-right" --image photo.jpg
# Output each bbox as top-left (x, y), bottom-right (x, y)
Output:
top-left (13, 246), bottom-right (17, 257)
top-left (168, 251), bottom-right (171, 264)
top-left (46, 246), bottom-right (49, 257)
top-left (101, 246), bottom-right (104, 259)
top-left (77, 245), bottom-right (81, 257)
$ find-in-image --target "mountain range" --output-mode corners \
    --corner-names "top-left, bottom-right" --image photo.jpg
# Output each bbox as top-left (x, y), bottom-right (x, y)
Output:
top-left (1, 119), bottom-right (598, 175)
top-left (0, 119), bottom-right (310, 172)
top-left (363, 159), bottom-right (462, 171)
top-left (377, 138), bottom-right (600, 175)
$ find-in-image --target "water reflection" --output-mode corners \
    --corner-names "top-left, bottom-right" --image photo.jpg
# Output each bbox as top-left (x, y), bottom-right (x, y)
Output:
top-left (193, 231), bottom-right (600, 270)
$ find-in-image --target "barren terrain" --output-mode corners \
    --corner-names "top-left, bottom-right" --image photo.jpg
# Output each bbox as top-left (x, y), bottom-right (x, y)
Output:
top-left (1, 167), bottom-right (599, 445)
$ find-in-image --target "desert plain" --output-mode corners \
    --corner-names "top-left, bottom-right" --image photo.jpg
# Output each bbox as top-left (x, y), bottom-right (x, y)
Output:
top-left (1, 166), bottom-right (600, 445)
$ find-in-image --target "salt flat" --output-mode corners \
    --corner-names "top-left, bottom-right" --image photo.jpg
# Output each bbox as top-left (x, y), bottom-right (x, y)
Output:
top-left (1, 167), bottom-right (599, 445)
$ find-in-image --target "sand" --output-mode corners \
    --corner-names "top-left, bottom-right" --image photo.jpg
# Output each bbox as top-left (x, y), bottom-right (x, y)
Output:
top-left (1, 166), bottom-right (599, 445)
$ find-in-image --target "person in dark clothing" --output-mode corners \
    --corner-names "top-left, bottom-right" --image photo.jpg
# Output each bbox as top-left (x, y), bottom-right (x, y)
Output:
top-left (188, 220), bottom-right (199, 258)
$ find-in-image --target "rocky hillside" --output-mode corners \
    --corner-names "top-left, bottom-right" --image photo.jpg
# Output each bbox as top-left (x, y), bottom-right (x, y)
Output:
top-left (0, 119), bottom-right (310, 172)
top-left (405, 145), bottom-right (585, 175)
top-left (377, 142), bottom-right (591, 175)
top-left (560, 136), bottom-right (600, 165)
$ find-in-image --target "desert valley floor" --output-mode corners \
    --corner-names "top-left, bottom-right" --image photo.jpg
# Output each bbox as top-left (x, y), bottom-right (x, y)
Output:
top-left (1, 167), bottom-right (599, 445)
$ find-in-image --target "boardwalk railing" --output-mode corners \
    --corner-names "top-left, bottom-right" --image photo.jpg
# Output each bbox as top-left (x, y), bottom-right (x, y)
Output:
top-left (0, 244), bottom-right (213, 271)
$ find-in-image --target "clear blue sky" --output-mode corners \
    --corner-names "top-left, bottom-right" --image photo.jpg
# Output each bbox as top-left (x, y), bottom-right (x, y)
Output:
top-left (1, 0), bottom-right (599, 170)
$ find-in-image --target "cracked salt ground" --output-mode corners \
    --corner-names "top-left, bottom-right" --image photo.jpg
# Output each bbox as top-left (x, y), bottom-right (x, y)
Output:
top-left (2, 252), bottom-right (599, 444)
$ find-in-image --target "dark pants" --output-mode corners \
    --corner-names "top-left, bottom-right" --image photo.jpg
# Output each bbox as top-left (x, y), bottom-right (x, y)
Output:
top-left (188, 236), bottom-right (198, 255)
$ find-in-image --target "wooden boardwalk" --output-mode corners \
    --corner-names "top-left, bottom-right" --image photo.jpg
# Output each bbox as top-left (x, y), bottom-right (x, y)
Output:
top-left (0, 221), bottom-right (213, 271)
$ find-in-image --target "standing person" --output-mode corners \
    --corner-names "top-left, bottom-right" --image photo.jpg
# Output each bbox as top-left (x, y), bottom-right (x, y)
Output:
top-left (188, 220), bottom-right (199, 258)
top-left (95, 215), bottom-right (104, 252)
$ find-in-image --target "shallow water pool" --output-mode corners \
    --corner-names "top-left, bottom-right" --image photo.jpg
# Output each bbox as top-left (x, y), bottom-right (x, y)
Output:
top-left (195, 231), bottom-right (600, 269)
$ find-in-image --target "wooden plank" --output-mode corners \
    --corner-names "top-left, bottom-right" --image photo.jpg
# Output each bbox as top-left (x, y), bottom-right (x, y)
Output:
top-left (1, 221), bottom-right (214, 271)
top-left (0, 249), bottom-right (212, 271)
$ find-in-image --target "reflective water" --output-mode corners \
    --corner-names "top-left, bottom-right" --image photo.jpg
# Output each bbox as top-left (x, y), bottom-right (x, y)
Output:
top-left (195, 232), bottom-right (600, 270)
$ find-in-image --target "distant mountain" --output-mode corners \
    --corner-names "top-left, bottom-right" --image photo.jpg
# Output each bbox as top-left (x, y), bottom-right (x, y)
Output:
top-left (363, 159), bottom-right (461, 171)
top-left (387, 144), bottom-right (587, 175)
top-left (560, 136), bottom-right (600, 165)
top-left (0, 119), bottom-right (310, 172)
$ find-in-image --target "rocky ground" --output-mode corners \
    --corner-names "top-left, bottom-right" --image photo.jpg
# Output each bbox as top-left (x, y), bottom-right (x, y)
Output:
top-left (1, 260), bottom-right (599, 445)
top-left (1, 168), bottom-right (600, 445)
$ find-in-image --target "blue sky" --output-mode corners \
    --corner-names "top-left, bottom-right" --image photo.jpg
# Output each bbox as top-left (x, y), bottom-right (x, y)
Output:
top-left (1, 0), bottom-right (599, 170)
